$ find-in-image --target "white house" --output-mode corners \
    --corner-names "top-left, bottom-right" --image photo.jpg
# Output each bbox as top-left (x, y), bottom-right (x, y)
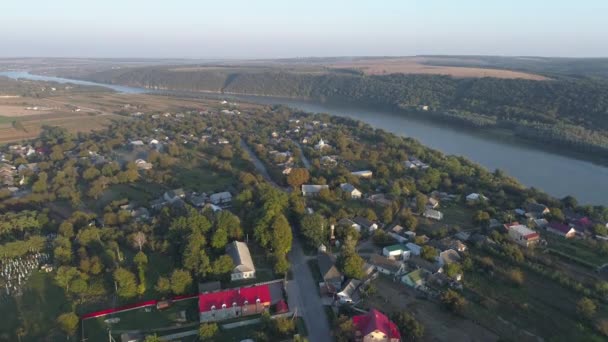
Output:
top-left (351, 170), bottom-right (373, 178)
top-left (353, 217), bottom-right (378, 232)
top-left (340, 183), bottom-right (362, 199)
top-left (315, 138), bottom-right (330, 150)
top-left (466, 193), bottom-right (488, 203)
top-left (336, 279), bottom-right (361, 304)
top-left (423, 208), bottom-right (443, 221)
top-left (405, 242), bottom-right (422, 256)
top-left (301, 184), bottom-right (329, 197)
top-left (382, 244), bottom-right (407, 259)
top-left (163, 188), bottom-right (185, 202)
top-left (209, 191), bottom-right (232, 206)
top-left (507, 224), bottom-right (540, 247)
top-left (226, 241), bottom-right (256, 281)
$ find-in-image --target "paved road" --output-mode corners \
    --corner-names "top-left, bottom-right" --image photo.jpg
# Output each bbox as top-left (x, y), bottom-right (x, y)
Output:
top-left (241, 139), bottom-right (331, 341)
top-left (288, 233), bottom-right (332, 342)
top-left (294, 141), bottom-right (312, 169)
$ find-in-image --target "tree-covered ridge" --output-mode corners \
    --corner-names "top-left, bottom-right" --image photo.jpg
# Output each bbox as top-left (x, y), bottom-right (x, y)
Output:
top-left (83, 66), bottom-right (608, 156)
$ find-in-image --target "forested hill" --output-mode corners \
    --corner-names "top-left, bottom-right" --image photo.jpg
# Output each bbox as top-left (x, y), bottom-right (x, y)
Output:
top-left (82, 66), bottom-right (608, 155)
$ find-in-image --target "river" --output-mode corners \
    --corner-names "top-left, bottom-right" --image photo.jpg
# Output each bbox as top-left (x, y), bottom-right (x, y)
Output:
top-left (2, 71), bottom-right (607, 205)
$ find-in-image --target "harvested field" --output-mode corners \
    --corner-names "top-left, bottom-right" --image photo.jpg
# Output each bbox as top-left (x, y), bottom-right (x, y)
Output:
top-left (329, 57), bottom-right (548, 80)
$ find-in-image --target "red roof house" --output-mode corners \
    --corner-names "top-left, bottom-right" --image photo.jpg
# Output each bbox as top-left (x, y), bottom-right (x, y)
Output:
top-left (353, 309), bottom-right (401, 342)
top-left (547, 222), bottom-right (576, 238)
top-left (198, 284), bottom-right (271, 322)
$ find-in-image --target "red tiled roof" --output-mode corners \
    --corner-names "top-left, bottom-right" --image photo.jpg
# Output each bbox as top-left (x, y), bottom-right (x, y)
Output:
top-left (353, 309), bottom-right (401, 340)
top-left (524, 232), bottom-right (540, 240)
top-left (198, 285), bottom-right (271, 313)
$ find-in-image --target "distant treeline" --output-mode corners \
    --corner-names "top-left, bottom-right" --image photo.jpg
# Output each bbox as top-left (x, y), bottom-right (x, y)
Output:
top-left (83, 67), bottom-right (608, 155)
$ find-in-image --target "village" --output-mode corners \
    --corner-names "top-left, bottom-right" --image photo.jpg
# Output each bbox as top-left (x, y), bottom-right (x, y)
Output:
top-left (0, 94), bottom-right (607, 342)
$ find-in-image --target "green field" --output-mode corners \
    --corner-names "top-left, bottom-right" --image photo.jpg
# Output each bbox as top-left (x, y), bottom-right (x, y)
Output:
top-left (545, 234), bottom-right (608, 268)
top-left (0, 271), bottom-right (70, 341)
top-left (83, 298), bottom-right (199, 342)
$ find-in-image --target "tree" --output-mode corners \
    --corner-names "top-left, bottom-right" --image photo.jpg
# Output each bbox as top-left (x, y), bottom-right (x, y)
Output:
top-left (576, 297), bottom-right (597, 320)
top-left (57, 312), bottom-right (79, 337)
top-left (114, 268), bottom-right (138, 299)
top-left (210, 228), bottom-right (229, 250)
top-left (334, 315), bottom-right (356, 342)
top-left (391, 311), bottom-right (425, 341)
top-left (131, 231), bottom-right (147, 251)
top-left (445, 263), bottom-right (462, 279)
top-left (549, 207), bottom-right (565, 222)
top-left (300, 213), bottom-right (327, 248)
top-left (32, 172), bottom-right (48, 193)
top-left (144, 335), bottom-right (163, 342)
top-left (506, 268), bottom-right (524, 287)
top-left (415, 193), bottom-right (428, 214)
top-left (273, 316), bottom-right (295, 336)
top-left (273, 253), bottom-right (290, 275)
top-left (198, 323), bottom-right (219, 340)
top-left (220, 145), bottom-right (233, 159)
top-left (211, 255), bottom-right (234, 276)
top-left (216, 211), bottom-right (243, 239)
top-left (155, 276), bottom-right (171, 294)
top-left (55, 266), bottom-right (80, 292)
top-left (440, 289), bottom-right (466, 314)
top-left (420, 245), bottom-right (438, 262)
top-left (473, 210), bottom-right (490, 226)
top-left (339, 241), bottom-right (365, 279)
top-left (134, 251), bottom-right (148, 269)
top-left (170, 269), bottom-right (193, 295)
top-left (271, 214), bottom-right (292, 255)
top-left (286, 168), bottom-right (310, 188)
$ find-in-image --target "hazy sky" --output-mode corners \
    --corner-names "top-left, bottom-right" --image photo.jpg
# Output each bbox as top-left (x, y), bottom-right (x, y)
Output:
top-left (2, 0), bottom-right (607, 58)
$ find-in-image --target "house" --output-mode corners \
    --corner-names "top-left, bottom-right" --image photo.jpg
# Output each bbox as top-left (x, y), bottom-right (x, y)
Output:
top-left (525, 202), bottom-right (550, 216)
top-left (405, 242), bottom-right (422, 256)
top-left (408, 256), bottom-right (443, 274)
top-left (507, 224), bottom-right (540, 247)
top-left (423, 208), bottom-right (444, 221)
top-left (189, 193), bottom-right (208, 207)
top-left (368, 254), bottom-right (405, 276)
top-left (135, 159), bottom-right (153, 170)
top-left (209, 191), bottom-right (232, 207)
top-left (353, 309), bottom-right (401, 342)
top-left (337, 279), bottom-right (361, 304)
top-left (338, 218), bottom-right (362, 232)
top-left (430, 238), bottom-right (467, 253)
top-left (163, 188), bottom-right (185, 202)
top-left (547, 222), bottom-right (577, 238)
top-left (466, 193), bottom-right (488, 203)
top-left (532, 218), bottom-right (549, 229)
top-left (130, 207), bottom-right (150, 221)
top-left (340, 183), bottom-right (362, 199)
top-left (353, 217), bottom-right (378, 232)
top-left (198, 284), bottom-right (271, 322)
top-left (226, 241), bottom-right (256, 281)
top-left (203, 203), bottom-right (223, 213)
top-left (318, 252), bottom-right (343, 291)
top-left (427, 197), bottom-right (439, 209)
top-left (367, 193), bottom-right (392, 207)
top-left (437, 249), bottom-right (461, 266)
top-left (388, 232), bottom-right (408, 244)
top-left (301, 184), bottom-right (329, 197)
top-left (129, 140), bottom-right (145, 147)
top-left (150, 198), bottom-right (167, 209)
top-left (315, 138), bottom-right (331, 150)
top-left (351, 170), bottom-right (373, 178)
top-left (391, 224), bottom-right (404, 234)
top-left (382, 244), bottom-right (407, 259)
top-left (401, 269), bottom-right (427, 288)
top-left (404, 157), bottom-right (429, 170)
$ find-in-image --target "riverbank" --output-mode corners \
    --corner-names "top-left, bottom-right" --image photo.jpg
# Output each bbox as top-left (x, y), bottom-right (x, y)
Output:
top-left (3, 71), bottom-right (608, 205)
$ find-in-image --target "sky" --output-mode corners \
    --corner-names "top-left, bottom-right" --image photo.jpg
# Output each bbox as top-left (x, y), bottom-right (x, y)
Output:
top-left (1, 0), bottom-right (607, 58)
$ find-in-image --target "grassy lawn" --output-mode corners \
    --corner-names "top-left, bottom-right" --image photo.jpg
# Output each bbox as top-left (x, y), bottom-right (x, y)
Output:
top-left (173, 166), bottom-right (235, 193)
top-left (0, 271), bottom-right (69, 341)
top-left (220, 322), bottom-right (265, 341)
top-left (544, 234), bottom-right (608, 268)
top-left (96, 182), bottom-right (164, 210)
top-left (83, 298), bottom-right (199, 342)
top-left (417, 202), bottom-right (474, 237)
